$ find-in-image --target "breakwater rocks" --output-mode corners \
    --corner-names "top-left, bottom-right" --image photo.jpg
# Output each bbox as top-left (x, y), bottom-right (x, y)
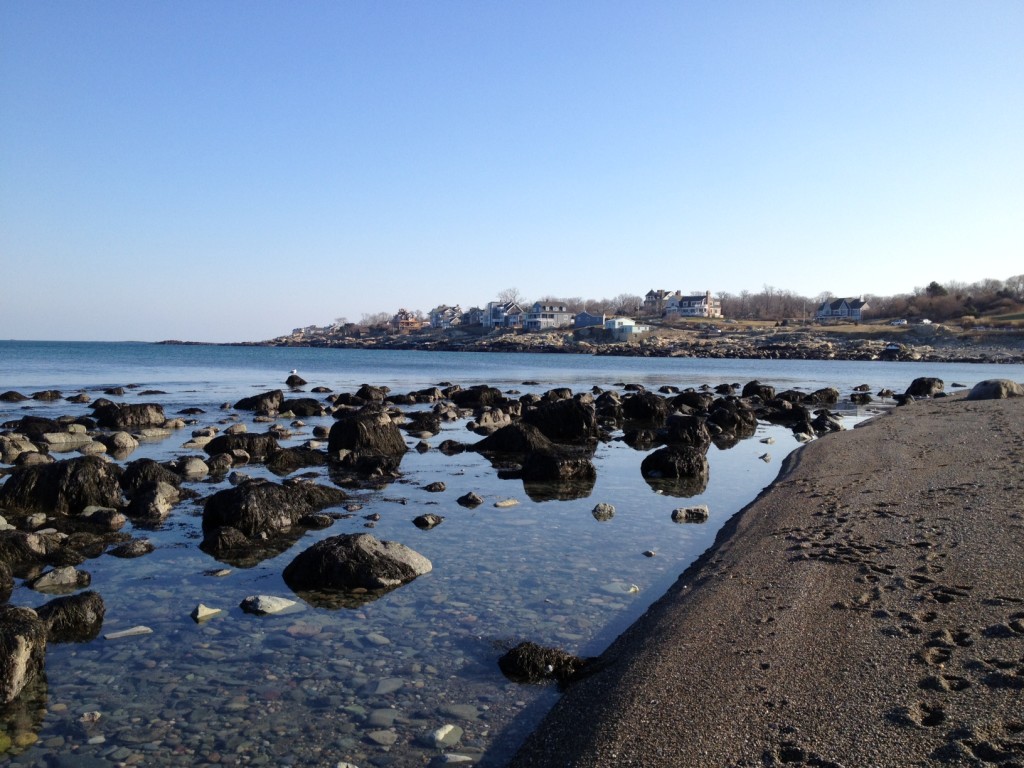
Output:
top-left (249, 324), bottom-right (1024, 364)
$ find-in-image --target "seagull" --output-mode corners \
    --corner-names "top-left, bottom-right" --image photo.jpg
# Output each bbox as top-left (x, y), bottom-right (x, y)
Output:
top-left (289, 369), bottom-right (298, 375)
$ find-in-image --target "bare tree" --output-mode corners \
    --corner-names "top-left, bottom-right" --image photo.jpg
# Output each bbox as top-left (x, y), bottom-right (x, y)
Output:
top-left (496, 287), bottom-right (525, 306)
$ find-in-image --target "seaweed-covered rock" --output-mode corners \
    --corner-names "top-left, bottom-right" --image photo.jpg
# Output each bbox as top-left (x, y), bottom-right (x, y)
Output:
top-left (234, 389), bottom-right (283, 414)
top-left (203, 433), bottom-right (282, 462)
top-left (0, 455), bottom-right (123, 517)
top-left (497, 641), bottom-right (589, 685)
top-left (620, 391), bottom-right (670, 425)
top-left (522, 397), bottom-right (598, 445)
top-left (641, 445), bottom-right (710, 497)
top-left (35, 591), bottom-right (105, 643)
top-left (474, 423), bottom-right (554, 456)
top-left (905, 377), bottom-right (944, 398)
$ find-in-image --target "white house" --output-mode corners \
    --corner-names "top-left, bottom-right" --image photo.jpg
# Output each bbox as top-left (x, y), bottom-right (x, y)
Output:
top-left (523, 303), bottom-right (574, 331)
top-left (605, 317), bottom-right (650, 342)
top-left (665, 291), bottom-right (723, 319)
top-left (815, 297), bottom-right (870, 321)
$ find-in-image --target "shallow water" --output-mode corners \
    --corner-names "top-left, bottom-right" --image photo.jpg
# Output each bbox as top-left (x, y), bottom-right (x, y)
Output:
top-left (2, 343), bottom-right (1021, 766)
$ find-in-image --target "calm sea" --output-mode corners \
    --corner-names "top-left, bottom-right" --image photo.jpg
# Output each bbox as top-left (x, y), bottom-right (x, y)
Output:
top-left (1, 341), bottom-right (1021, 767)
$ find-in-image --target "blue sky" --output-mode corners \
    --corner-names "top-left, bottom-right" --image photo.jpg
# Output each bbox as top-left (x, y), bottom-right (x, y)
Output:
top-left (2, 2), bottom-right (1022, 342)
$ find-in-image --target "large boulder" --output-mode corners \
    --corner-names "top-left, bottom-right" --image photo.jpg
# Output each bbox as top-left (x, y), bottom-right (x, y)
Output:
top-left (474, 422), bottom-right (555, 456)
top-left (670, 390), bottom-right (716, 411)
top-left (120, 458), bottom-right (182, 495)
top-left (521, 451), bottom-right (597, 484)
top-left (283, 533), bottom-right (432, 597)
top-left (448, 385), bottom-right (504, 409)
top-left (201, 479), bottom-right (347, 546)
top-left (621, 392), bottom-right (670, 425)
top-left (706, 398), bottom-right (758, 444)
top-left (966, 379), bottom-right (1024, 400)
top-left (641, 445), bottom-right (710, 497)
top-left (280, 398), bottom-right (324, 417)
top-left (34, 591), bottom-right (105, 643)
top-left (522, 397), bottom-right (598, 445)
top-left (1, 416), bottom-right (62, 442)
top-left (0, 455), bottom-right (123, 517)
top-left (658, 414), bottom-right (713, 450)
top-left (0, 605), bottom-right (47, 705)
top-left (234, 389), bottom-right (283, 414)
top-left (905, 377), bottom-right (944, 398)
top-left (91, 402), bottom-right (166, 429)
top-left (741, 381), bottom-right (776, 401)
top-left (327, 407), bottom-right (407, 474)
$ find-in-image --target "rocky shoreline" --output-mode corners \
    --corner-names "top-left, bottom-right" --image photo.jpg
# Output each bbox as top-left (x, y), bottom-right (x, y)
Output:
top-left (507, 387), bottom-right (1024, 767)
top-left (195, 324), bottom-right (1024, 365)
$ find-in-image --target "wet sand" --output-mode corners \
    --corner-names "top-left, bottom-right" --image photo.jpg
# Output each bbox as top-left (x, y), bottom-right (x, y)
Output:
top-left (508, 394), bottom-right (1024, 767)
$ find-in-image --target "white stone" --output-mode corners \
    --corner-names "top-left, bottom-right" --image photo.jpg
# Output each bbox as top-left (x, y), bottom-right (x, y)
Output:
top-left (494, 498), bottom-right (519, 508)
top-left (431, 723), bottom-right (464, 748)
top-left (239, 595), bottom-right (299, 615)
top-left (190, 604), bottom-right (223, 622)
top-left (104, 626), bottom-right (153, 640)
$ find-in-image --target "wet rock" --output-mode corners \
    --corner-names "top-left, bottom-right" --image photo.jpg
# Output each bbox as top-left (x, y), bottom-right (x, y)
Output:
top-left (265, 447), bottom-right (327, 476)
top-left (522, 396), bottom-right (598, 446)
top-left (658, 414), bottom-right (713, 449)
top-left (641, 446), bottom-right (709, 485)
top-left (905, 377), bottom-right (944, 398)
top-left (328, 408), bottom-right (408, 477)
top-left (107, 538), bottom-right (154, 558)
top-left (0, 391), bottom-right (29, 402)
top-left (283, 533), bottom-right (432, 595)
top-left (707, 398), bottom-right (758, 445)
top-left (280, 398), bottom-right (323, 417)
top-left (234, 389), bottom-right (283, 414)
top-left (201, 479), bottom-right (347, 551)
top-left (125, 481), bottom-right (179, 522)
top-left (456, 492), bottom-right (484, 508)
top-left (203, 432), bottom-right (282, 462)
top-left (448, 385), bottom-right (504, 409)
top-left (423, 481), bottom-right (446, 493)
top-left (474, 422), bottom-right (554, 456)
top-left (621, 391), bottom-right (670, 425)
top-left (672, 505), bottom-right (710, 523)
top-left (35, 591), bottom-right (105, 643)
top-left (521, 451), bottom-right (596, 484)
top-left (591, 502), bottom-right (615, 521)
top-left (94, 431), bottom-right (139, 458)
top-left (497, 641), bottom-right (589, 685)
top-left (413, 514), bottom-right (444, 529)
top-left (0, 455), bottom-right (124, 517)
top-left (404, 411), bottom-right (442, 436)
top-left (119, 458), bottom-right (181, 495)
top-left (741, 380), bottom-right (775, 401)
top-left (285, 374), bottom-right (307, 388)
top-left (0, 435), bottom-right (39, 464)
top-left (0, 605), bottom-right (46, 705)
top-left (26, 566), bottom-right (91, 593)
top-left (239, 595), bottom-right (299, 615)
top-left (967, 379), bottom-right (1024, 400)
top-left (91, 402), bottom-right (166, 429)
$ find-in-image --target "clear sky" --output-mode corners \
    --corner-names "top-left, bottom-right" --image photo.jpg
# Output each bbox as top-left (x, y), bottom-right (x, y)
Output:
top-left (2, 2), bottom-right (1022, 342)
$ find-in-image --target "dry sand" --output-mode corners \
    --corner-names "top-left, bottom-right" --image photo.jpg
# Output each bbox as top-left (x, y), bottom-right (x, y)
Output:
top-left (508, 394), bottom-right (1024, 767)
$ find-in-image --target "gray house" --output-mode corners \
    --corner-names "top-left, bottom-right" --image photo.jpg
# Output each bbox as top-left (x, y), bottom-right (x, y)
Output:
top-left (815, 297), bottom-right (870, 321)
top-left (523, 303), bottom-right (574, 331)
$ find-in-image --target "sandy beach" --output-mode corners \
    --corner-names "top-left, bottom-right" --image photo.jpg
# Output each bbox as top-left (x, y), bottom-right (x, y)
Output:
top-left (508, 393), bottom-right (1024, 767)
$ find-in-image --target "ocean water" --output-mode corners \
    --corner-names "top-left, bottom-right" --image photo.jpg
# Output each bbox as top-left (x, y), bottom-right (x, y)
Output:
top-left (1, 341), bottom-right (1022, 767)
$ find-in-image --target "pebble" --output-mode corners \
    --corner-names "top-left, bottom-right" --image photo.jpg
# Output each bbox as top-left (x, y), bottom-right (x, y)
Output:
top-left (366, 730), bottom-right (398, 747)
top-left (430, 724), bottom-right (463, 748)
top-left (494, 498), bottom-right (519, 508)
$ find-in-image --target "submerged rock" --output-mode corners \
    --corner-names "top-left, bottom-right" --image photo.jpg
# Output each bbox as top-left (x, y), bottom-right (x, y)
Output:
top-left (283, 533), bottom-right (432, 596)
top-left (497, 641), bottom-right (590, 685)
top-left (35, 591), bottom-right (105, 643)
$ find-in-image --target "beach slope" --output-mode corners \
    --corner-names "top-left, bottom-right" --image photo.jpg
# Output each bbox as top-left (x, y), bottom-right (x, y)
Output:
top-left (508, 394), bottom-right (1024, 767)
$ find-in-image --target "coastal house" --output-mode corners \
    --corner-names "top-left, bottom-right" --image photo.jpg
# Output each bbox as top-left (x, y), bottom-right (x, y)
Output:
top-left (664, 291), bottom-right (723, 319)
top-left (573, 310), bottom-right (606, 329)
top-left (390, 308), bottom-right (426, 333)
top-left (605, 316), bottom-right (651, 342)
top-left (523, 303), bottom-right (574, 332)
top-left (462, 306), bottom-right (485, 327)
top-left (643, 289), bottom-right (674, 315)
top-left (428, 304), bottom-right (462, 329)
top-left (815, 297), bottom-right (870, 322)
top-left (483, 300), bottom-right (525, 329)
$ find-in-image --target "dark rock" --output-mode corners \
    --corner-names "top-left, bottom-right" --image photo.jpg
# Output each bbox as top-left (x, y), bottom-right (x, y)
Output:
top-left (327, 407), bottom-right (408, 474)
top-left (670, 391), bottom-right (715, 411)
top-left (448, 385), bottom-right (504, 409)
top-left (498, 641), bottom-right (589, 685)
top-left (474, 422), bottom-right (554, 455)
top-left (120, 458), bottom-right (182, 495)
top-left (107, 538), bottom-right (154, 558)
top-left (0, 455), bottom-right (123, 517)
top-left (234, 389), bottom-right (283, 414)
top-left (354, 383), bottom-right (389, 402)
top-left (266, 447), bottom-right (328, 476)
top-left (1, 415), bottom-right (62, 441)
top-left (203, 433), bottom-right (282, 462)
top-left (0, 391), bottom-right (29, 402)
top-left (522, 397), bottom-right (598, 445)
top-left (413, 513), bottom-right (444, 529)
top-left (905, 377), bottom-right (944, 398)
top-left (282, 533), bottom-right (432, 598)
top-left (521, 451), bottom-right (596, 484)
top-left (457, 491), bottom-right (484, 508)
top-left (280, 398), bottom-right (323, 417)
top-left (35, 591), bottom-right (105, 643)
top-left (404, 411), bottom-right (442, 436)
top-left (201, 479), bottom-right (347, 546)
top-left (707, 398), bottom-right (758, 444)
top-left (0, 605), bottom-right (46, 704)
top-left (423, 481), bottom-right (446, 493)
top-left (285, 374), bottom-right (307, 387)
top-left (124, 481), bottom-right (179, 522)
top-left (31, 390), bottom-right (62, 401)
top-left (621, 391), bottom-right (670, 425)
top-left (91, 402), bottom-right (166, 429)
top-left (741, 380), bottom-right (775, 401)
top-left (658, 414), bottom-right (713, 449)
top-left (641, 445), bottom-right (709, 497)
